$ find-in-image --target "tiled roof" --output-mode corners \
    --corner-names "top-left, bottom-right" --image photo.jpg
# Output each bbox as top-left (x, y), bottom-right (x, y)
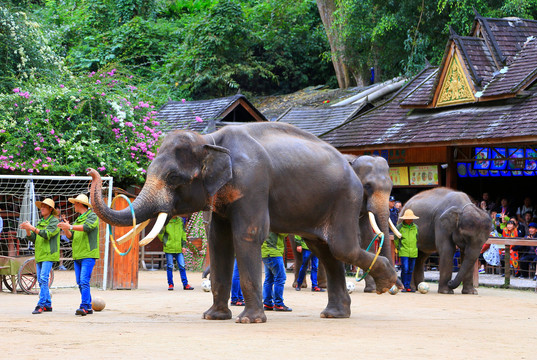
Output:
top-left (455, 36), bottom-right (497, 87)
top-left (478, 16), bottom-right (537, 62)
top-left (276, 104), bottom-right (364, 136)
top-left (321, 65), bottom-right (537, 148)
top-left (481, 38), bottom-right (537, 97)
top-left (399, 67), bottom-right (439, 107)
top-left (156, 94), bottom-right (266, 133)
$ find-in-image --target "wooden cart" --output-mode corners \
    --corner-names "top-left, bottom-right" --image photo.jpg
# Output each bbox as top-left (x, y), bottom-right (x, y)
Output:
top-left (0, 255), bottom-right (54, 294)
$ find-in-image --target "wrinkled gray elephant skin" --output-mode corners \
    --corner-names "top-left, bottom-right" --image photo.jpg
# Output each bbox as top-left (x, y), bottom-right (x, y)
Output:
top-left (344, 154), bottom-right (403, 292)
top-left (89, 122), bottom-right (397, 323)
top-left (401, 187), bottom-right (492, 294)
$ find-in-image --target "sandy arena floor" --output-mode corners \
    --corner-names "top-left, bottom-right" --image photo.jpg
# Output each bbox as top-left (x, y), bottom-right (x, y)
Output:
top-left (1, 269), bottom-right (536, 359)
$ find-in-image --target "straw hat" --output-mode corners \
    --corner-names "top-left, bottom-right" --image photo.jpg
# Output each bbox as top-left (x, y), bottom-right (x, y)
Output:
top-left (35, 198), bottom-right (58, 216)
top-left (399, 209), bottom-right (419, 220)
top-left (68, 194), bottom-right (92, 208)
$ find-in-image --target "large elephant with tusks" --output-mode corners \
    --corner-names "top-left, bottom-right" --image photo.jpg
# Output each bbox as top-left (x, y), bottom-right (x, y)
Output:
top-left (401, 187), bottom-right (492, 294)
top-left (89, 122), bottom-right (397, 323)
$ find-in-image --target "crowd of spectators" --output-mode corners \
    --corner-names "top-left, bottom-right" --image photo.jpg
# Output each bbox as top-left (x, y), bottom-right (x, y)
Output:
top-left (477, 192), bottom-right (537, 280)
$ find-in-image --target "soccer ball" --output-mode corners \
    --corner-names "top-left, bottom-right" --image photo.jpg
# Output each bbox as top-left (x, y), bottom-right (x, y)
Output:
top-left (92, 297), bottom-right (106, 311)
top-left (417, 282), bottom-right (429, 294)
top-left (346, 281), bottom-right (355, 294)
top-left (201, 279), bottom-right (211, 292)
top-left (388, 285), bottom-right (399, 295)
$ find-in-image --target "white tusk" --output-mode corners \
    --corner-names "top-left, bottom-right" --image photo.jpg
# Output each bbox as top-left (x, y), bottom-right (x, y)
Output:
top-left (368, 211), bottom-right (382, 235)
top-left (116, 220), bottom-right (151, 244)
top-left (389, 218), bottom-right (402, 238)
top-left (139, 212), bottom-right (168, 246)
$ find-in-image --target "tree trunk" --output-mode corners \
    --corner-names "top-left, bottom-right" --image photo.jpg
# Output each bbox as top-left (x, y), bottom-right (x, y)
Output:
top-left (316, 0), bottom-right (352, 89)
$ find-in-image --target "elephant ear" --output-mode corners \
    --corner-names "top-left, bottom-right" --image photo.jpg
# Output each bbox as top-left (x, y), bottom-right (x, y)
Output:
top-left (202, 144), bottom-right (232, 196)
top-left (438, 206), bottom-right (461, 232)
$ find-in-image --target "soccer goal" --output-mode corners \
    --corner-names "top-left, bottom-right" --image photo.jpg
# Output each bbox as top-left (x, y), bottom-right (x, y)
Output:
top-left (0, 175), bottom-right (113, 290)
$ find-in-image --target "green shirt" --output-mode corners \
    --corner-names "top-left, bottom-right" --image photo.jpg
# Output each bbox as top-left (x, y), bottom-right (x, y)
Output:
top-left (70, 210), bottom-right (100, 260)
top-left (395, 222), bottom-right (419, 258)
top-left (294, 235), bottom-right (308, 250)
top-left (158, 216), bottom-right (187, 254)
top-left (28, 215), bottom-right (60, 262)
top-left (261, 232), bottom-right (286, 258)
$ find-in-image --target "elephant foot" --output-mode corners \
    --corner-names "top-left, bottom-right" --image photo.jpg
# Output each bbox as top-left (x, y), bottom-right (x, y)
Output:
top-left (461, 287), bottom-right (478, 295)
top-left (363, 285), bottom-right (376, 293)
top-left (438, 286), bottom-right (454, 294)
top-left (235, 308), bottom-right (267, 324)
top-left (320, 304), bottom-right (351, 319)
top-left (203, 305), bottom-right (232, 320)
top-left (369, 257), bottom-right (398, 294)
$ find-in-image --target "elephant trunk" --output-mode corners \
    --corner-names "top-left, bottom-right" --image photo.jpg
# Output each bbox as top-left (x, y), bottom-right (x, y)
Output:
top-left (369, 192), bottom-right (392, 259)
top-left (89, 169), bottom-right (163, 226)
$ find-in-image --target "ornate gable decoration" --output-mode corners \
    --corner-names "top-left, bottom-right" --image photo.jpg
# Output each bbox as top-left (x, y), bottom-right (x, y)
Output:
top-left (435, 50), bottom-right (475, 107)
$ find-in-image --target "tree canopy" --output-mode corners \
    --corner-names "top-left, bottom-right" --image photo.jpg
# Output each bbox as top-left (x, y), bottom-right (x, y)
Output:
top-left (2, 0), bottom-right (537, 184)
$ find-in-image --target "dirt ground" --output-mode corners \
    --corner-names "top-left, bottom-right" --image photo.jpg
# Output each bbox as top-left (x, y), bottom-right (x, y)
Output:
top-left (1, 270), bottom-right (536, 360)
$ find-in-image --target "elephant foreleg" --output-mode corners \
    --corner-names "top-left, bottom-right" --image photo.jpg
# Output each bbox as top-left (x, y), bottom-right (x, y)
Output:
top-left (437, 243), bottom-right (456, 294)
top-left (234, 237), bottom-right (266, 323)
top-left (203, 215), bottom-right (234, 321)
top-left (306, 241), bottom-right (351, 318)
top-left (411, 250), bottom-right (428, 290)
top-left (450, 247), bottom-right (481, 295)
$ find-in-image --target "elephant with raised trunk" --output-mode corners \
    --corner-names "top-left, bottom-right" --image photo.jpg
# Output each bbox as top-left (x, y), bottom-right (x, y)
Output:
top-left (344, 154), bottom-right (403, 292)
top-left (89, 122), bottom-right (397, 323)
top-left (401, 187), bottom-right (492, 294)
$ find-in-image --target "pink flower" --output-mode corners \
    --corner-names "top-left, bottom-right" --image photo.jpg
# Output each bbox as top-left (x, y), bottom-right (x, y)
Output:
top-left (101, 93), bottom-right (106, 96)
top-left (34, 147), bottom-right (41, 151)
top-left (14, 103), bottom-right (18, 107)
top-left (181, 99), bottom-right (186, 103)
top-left (46, 109), bottom-right (50, 113)
top-left (13, 88), bottom-right (20, 93)
top-left (195, 116), bottom-right (203, 123)
top-left (60, 84), bottom-right (64, 88)
top-left (50, 129), bottom-right (55, 135)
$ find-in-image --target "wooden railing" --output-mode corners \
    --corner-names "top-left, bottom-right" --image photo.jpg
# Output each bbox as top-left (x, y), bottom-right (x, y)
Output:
top-left (484, 237), bottom-right (537, 286)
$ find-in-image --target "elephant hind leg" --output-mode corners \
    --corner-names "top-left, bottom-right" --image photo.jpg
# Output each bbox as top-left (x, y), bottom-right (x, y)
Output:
top-left (306, 241), bottom-right (351, 319)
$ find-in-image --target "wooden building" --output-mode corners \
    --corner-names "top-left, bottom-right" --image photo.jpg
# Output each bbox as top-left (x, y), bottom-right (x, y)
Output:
top-left (321, 13), bottom-right (537, 204)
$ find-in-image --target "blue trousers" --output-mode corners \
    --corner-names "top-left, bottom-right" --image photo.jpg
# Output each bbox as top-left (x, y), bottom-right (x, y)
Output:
top-left (36, 261), bottom-right (53, 307)
top-left (262, 256), bottom-right (286, 306)
top-left (231, 259), bottom-right (243, 302)
top-left (296, 249), bottom-right (319, 288)
top-left (74, 258), bottom-right (96, 310)
top-left (165, 253), bottom-right (188, 287)
top-left (400, 256), bottom-right (416, 289)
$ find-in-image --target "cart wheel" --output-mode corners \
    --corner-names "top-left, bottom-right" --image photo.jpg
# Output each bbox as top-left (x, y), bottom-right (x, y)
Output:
top-left (2, 275), bottom-right (14, 292)
top-left (18, 258), bottom-right (55, 295)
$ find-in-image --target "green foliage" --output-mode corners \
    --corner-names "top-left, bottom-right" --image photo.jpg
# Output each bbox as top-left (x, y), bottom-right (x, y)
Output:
top-left (166, 1), bottom-right (276, 98)
top-left (0, 68), bottom-right (163, 185)
top-left (0, 5), bottom-right (67, 93)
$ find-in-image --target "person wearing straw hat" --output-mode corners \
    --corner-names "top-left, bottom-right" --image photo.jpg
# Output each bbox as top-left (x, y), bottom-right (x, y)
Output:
top-left (395, 209), bottom-right (420, 292)
top-left (20, 198), bottom-right (60, 314)
top-left (58, 194), bottom-right (99, 316)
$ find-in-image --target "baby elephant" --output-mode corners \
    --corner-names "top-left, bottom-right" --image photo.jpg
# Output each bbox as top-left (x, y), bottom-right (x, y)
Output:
top-left (401, 187), bottom-right (492, 294)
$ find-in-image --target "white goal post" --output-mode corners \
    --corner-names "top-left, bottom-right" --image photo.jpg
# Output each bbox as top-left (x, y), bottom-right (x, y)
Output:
top-left (0, 174), bottom-right (113, 290)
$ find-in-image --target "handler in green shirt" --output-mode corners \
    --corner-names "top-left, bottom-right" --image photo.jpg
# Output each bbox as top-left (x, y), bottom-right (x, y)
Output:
top-left (20, 198), bottom-right (60, 314)
top-left (158, 216), bottom-right (194, 291)
top-left (262, 232), bottom-right (292, 312)
top-left (58, 194), bottom-right (99, 316)
top-left (395, 209), bottom-right (420, 292)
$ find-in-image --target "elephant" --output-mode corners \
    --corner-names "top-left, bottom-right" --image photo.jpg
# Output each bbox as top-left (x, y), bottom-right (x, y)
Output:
top-left (344, 154), bottom-right (403, 292)
top-left (400, 187), bottom-right (492, 294)
top-left (88, 122), bottom-right (397, 323)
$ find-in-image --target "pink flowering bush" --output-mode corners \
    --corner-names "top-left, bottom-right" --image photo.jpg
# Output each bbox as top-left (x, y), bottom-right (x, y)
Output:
top-left (0, 68), bottom-right (162, 184)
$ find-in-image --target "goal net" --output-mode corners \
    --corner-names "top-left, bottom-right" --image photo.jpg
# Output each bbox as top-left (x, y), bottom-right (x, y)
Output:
top-left (0, 175), bottom-right (113, 290)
